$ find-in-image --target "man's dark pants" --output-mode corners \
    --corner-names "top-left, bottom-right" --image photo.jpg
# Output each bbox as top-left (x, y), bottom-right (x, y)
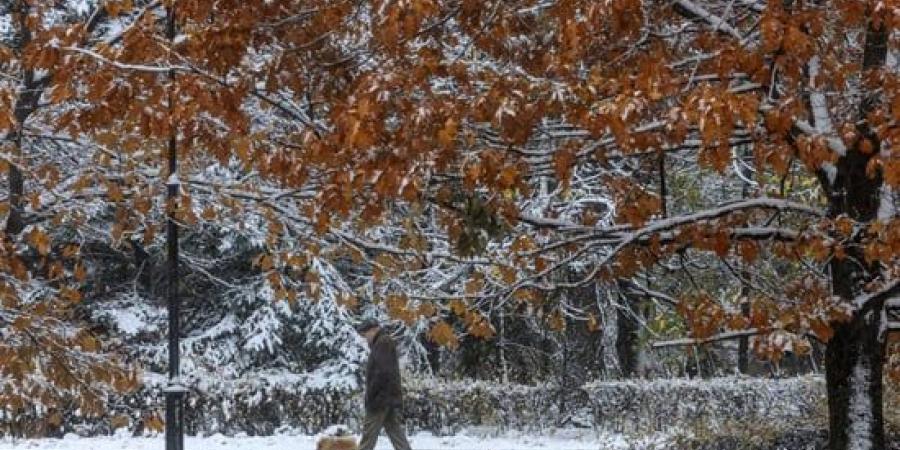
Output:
top-left (358, 407), bottom-right (412, 450)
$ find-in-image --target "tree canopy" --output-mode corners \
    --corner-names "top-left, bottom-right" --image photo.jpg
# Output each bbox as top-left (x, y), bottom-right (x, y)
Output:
top-left (1, 1), bottom-right (899, 449)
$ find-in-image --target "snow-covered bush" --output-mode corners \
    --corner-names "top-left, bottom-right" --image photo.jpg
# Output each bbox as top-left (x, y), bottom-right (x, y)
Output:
top-left (30, 376), bottom-right (827, 438)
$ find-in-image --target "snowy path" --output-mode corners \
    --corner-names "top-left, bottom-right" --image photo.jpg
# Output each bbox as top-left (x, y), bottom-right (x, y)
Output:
top-left (0, 431), bottom-right (652, 450)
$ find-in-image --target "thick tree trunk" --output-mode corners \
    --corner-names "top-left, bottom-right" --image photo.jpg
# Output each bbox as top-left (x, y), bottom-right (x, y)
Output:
top-left (822, 209), bottom-right (889, 450)
top-left (819, 10), bottom-right (889, 450)
top-left (615, 298), bottom-right (640, 378)
top-left (5, 1), bottom-right (46, 236)
top-left (823, 148), bottom-right (888, 450)
top-left (5, 4), bottom-right (27, 236)
top-left (825, 311), bottom-right (885, 450)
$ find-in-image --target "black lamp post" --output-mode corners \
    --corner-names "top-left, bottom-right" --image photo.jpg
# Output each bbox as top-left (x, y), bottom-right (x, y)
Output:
top-left (164, 135), bottom-right (185, 450)
top-left (164, 4), bottom-right (186, 450)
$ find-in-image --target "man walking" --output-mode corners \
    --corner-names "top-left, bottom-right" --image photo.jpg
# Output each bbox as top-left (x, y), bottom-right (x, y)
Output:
top-left (356, 320), bottom-right (412, 450)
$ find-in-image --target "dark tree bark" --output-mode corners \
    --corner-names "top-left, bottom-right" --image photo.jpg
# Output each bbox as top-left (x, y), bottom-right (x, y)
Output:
top-left (3, 1), bottom-right (109, 236)
top-left (738, 301), bottom-right (750, 374)
top-left (5, 1), bottom-right (45, 236)
top-left (825, 310), bottom-right (886, 450)
top-left (820, 13), bottom-right (889, 450)
top-left (615, 291), bottom-right (641, 378)
top-left (422, 333), bottom-right (441, 375)
top-left (736, 148), bottom-right (753, 374)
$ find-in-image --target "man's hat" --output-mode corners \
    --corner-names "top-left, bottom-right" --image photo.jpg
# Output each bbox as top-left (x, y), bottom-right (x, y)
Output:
top-left (356, 319), bottom-right (380, 333)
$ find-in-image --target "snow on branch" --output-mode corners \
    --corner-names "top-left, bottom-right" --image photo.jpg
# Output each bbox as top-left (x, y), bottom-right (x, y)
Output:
top-left (652, 328), bottom-right (760, 348)
top-left (503, 199), bottom-right (819, 297)
top-left (674, 0), bottom-right (745, 41)
top-left (520, 198), bottom-right (821, 237)
top-left (61, 46), bottom-right (186, 73)
top-left (621, 279), bottom-right (678, 306)
top-left (855, 278), bottom-right (900, 312)
top-left (587, 198), bottom-right (820, 256)
top-left (638, 198), bottom-right (824, 231)
top-left (793, 119), bottom-right (847, 156)
top-left (62, 45), bottom-right (325, 134)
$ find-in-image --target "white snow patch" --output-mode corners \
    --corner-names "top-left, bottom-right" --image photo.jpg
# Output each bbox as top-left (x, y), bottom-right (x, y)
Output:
top-left (888, 31), bottom-right (899, 71)
top-left (848, 357), bottom-right (873, 450)
top-left (67, 0), bottom-right (93, 15)
top-left (109, 308), bottom-right (148, 336)
top-left (94, 296), bottom-right (163, 337)
top-left (877, 185), bottom-right (896, 221)
top-left (822, 162), bottom-right (838, 186)
top-left (0, 430), bottom-right (658, 450)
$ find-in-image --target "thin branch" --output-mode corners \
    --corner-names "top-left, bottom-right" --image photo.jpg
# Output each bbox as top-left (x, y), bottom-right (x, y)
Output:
top-left (61, 46), bottom-right (183, 73)
top-left (856, 278), bottom-right (900, 312)
top-left (674, 0), bottom-right (745, 40)
top-left (652, 328), bottom-right (760, 348)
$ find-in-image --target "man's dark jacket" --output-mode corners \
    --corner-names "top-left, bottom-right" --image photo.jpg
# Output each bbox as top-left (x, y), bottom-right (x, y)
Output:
top-left (365, 329), bottom-right (403, 413)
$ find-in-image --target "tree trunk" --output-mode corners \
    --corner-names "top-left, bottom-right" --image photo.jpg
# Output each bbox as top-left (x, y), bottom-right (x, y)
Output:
top-left (615, 297), bottom-right (640, 378)
top-left (498, 311), bottom-right (509, 384)
top-left (819, 10), bottom-right (889, 450)
top-left (737, 301), bottom-right (750, 374)
top-left (825, 310), bottom-right (885, 450)
top-left (737, 150), bottom-right (752, 374)
top-left (423, 334), bottom-right (441, 375)
top-left (5, 1), bottom-right (41, 236)
top-left (823, 146), bottom-right (888, 450)
top-left (6, 142), bottom-right (24, 236)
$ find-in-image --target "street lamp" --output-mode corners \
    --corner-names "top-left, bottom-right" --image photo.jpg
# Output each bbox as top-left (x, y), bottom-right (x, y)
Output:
top-left (165, 136), bottom-right (185, 450)
top-left (164, 2), bottom-right (185, 442)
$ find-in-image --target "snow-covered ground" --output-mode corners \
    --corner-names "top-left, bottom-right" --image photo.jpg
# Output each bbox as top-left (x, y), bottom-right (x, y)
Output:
top-left (0, 429), bottom-right (668, 450)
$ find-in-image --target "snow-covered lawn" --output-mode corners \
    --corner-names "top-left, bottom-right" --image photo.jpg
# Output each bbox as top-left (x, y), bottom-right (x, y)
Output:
top-left (0, 430), bottom-right (665, 450)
